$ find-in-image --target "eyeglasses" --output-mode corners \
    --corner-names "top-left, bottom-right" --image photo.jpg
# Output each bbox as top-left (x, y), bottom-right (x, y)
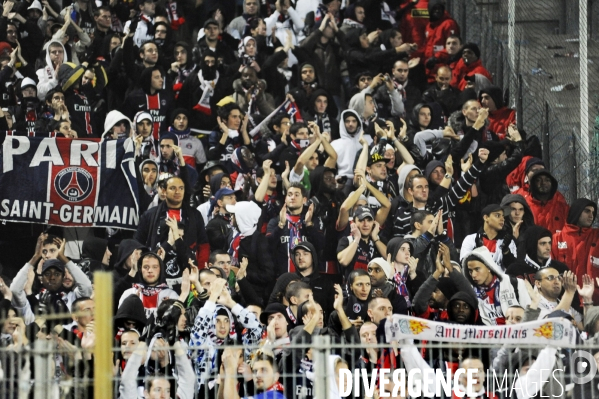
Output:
top-left (542, 275), bottom-right (563, 282)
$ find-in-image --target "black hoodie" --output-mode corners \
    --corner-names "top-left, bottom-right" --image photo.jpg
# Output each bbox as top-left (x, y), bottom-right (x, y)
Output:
top-left (446, 291), bottom-right (479, 324)
top-left (287, 241), bottom-right (338, 319)
top-left (500, 193), bottom-right (535, 241)
top-left (122, 67), bottom-right (174, 136)
top-left (529, 169), bottom-right (559, 201)
top-left (566, 198), bottom-right (597, 226)
top-left (114, 294), bottom-right (147, 333)
top-left (479, 86), bottom-right (504, 110)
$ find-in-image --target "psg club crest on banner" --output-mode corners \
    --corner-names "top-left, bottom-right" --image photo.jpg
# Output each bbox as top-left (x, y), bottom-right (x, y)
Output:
top-left (54, 167), bottom-right (94, 202)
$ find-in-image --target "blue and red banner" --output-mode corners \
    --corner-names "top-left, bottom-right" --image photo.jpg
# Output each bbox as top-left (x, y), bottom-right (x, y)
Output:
top-left (0, 136), bottom-right (140, 229)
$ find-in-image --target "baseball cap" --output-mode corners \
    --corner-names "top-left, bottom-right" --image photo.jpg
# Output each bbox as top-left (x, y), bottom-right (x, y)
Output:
top-left (134, 111), bottom-right (152, 124)
top-left (204, 19), bottom-right (219, 29)
top-left (481, 203), bottom-right (510, 217)
top-left (354, 206), bottom-right (374, 221)
top-left (368, 152), bottom-right (391, 166)
top-left (41, 259), bottom-right (65, 274)
top-left (214, 187), bottom-right (235, 201)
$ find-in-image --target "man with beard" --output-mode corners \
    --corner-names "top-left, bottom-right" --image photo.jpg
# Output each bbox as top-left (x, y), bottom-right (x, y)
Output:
top-left (178, 50), bottom-right (229, 130)
top-left (534, 268), bottom-right (582, 328)
top-left (232, 66), bottom-right (275, 115)
top-left (289, 63), bottom-right (320, 115)
top-left (267, 182), bottom-right (325, 277)
top-left (196, 19), bottom-right (236, 65)
top-left (135, 175), bottom-right (210, 266)
top-left (524, 169), bottom-right (569, 234)
top-left (123, 66), bottom-right (173, 138)
top-left (450, 42), bottom-right (492, 90)
top-left (367, 257), bottom-right (408, 314)
top-left (156, 132), bottom-right (197, 188)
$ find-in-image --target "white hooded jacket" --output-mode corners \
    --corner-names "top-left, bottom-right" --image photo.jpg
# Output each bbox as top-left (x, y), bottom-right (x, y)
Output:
top-left (462, 246), bottom-right (531, 325)
top-left (331, 109), bottom-right (364, 178)
top-left (36, 41), bottom-right (68, 101)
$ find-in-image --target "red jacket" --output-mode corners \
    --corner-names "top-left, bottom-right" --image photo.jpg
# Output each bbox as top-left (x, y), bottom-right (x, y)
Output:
top-left (524, 192), bottom-right (569, 234)
top-left (423, 14), bottom-right (459, 60)
top-left (398, 0), bottom-right (430, 48)
top-left (487, 107), bottom-right (516, 140)
top-left (451, 58), bottom-right (492, 89)
top-left (552, 223), bottom-right (595, 277)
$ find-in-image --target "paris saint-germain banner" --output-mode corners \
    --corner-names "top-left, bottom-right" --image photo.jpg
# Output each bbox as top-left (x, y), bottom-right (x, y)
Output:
top-left (0, 136), bottom-right (140, 229)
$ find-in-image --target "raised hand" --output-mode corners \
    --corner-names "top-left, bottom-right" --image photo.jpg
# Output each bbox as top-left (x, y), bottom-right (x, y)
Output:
top-left (577, 274), bottom-right (595, 302)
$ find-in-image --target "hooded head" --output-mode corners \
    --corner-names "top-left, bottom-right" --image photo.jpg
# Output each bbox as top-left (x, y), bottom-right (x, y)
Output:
top-left (447, 291), bottom-right (478, 324)
top-left (209, 173), bottom-right (231, 197)
top-left (338, 109), bottom-right (363, 139)
top-left (291, 241), bottom-right (319, 275)
top-left (114, 239), bottom-right (147, 270)
top-left (500, 193), bottom-right (535, 228)
top-left (309, 88), bottom-right (333, 116)
top-left (226, 201), bottom-right (261, 236)
top-left (170, 108), bottom-right (190, 132)
top-left (479, 86), bottom-right (504, 111)
top-left (479, 140), bottom-right (509, 164)
top-left (529, 169), bottom-right (558, 200)
top-left (386, 237), bottom-right (414, 266)
top-left (409, 103), bottom-right (432, 130)
top-left (428, 0), bottom-right (446, 22)
top-left (348, 91), bottom-right (376, 121)
top-left (103, 110), bottom-right (132, 139)
top-left (309, 166), bottom-right (337, 197)
top-left (82, 237), bottom-right (108, 262)
top-left (139, 159), bottom-right (159, 190)
top-left (567, 198), bottom-right (597, 227)
top-left (210, 305), bottom-right (238, 343)
top-left (424, 160), bottom-right (445, 185)
top-left (115, 295), bottom-right (147, 330)
top-left (517, 226), bottom-right (552, 265)
top-left (397, 165), bottom-right (421, 202)
top-left (462, 247), bottom-right (503, 287)
top-left (44, 40), bottom-right (68, 70)
top-left (137, 252), bottom-right (167, 286)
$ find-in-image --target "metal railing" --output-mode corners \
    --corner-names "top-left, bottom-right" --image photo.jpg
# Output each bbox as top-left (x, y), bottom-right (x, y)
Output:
top-left (2, 334), bottom-right (599, 398)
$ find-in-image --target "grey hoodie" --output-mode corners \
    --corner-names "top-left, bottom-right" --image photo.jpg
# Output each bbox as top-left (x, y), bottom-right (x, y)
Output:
top-left (331, 109), bottom-right (364, 178)
top-left (397, 164), bottom-right (421, 202)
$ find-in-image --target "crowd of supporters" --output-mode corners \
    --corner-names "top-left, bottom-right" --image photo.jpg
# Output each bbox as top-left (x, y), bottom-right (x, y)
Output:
top-left (0, 0), bottom-right (598, 398)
